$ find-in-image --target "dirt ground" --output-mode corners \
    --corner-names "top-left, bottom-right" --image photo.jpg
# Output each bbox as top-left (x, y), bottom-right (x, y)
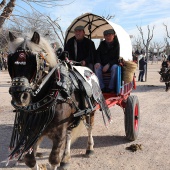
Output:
top-left (0, 62), bottom-right (170, 170)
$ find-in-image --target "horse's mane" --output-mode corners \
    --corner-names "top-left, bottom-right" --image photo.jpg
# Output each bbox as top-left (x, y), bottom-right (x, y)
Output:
top-left (8, 33), bottom-right (57, 67)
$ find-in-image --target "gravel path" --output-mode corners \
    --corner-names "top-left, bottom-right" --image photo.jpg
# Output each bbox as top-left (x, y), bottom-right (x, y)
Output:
top-left (0, 62), bottom-right (170, 170)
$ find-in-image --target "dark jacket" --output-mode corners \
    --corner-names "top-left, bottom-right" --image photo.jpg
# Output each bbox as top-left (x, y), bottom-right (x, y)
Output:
top-left (95, 37), bottom-right (119, 66)
top-left (139, 58), bottom-right (147, 70)
top-left (168, 55), bottom-right (170, 62)
top-left (162, 61), bottom-right (168, 68)
top-left (64, 36), bottom-right (96, 65)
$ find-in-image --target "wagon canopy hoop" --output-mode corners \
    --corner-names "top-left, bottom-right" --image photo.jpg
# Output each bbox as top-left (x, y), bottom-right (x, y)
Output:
top-left (65, 13), bottom-right (133, 61)
top-left (65, 13), bottom-right (108, 42)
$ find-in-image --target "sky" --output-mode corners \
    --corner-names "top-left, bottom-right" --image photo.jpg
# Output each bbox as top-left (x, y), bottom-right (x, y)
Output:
top-left (14, 0), bottom-right (170, 43)
top-left (49, 0), bottom-right (170, 43)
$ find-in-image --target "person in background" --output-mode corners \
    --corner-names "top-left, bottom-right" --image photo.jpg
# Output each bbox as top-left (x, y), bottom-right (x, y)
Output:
top-left (2, 57), bottom-right (7, 70)
top-left (64, 25), bottom-right (96, 70)
top-left (167, 54), bottom-right (170, 62)
top-left (134, 50), bottom-right (140, 66)
top-left (0, 52), bottom-right (3, 70)
top-left (94, 29), bottom-right (119, 93)
top-left (132, 51), bottom-right (138, 64)
top-left (138, 55), bottom-right (147, 82)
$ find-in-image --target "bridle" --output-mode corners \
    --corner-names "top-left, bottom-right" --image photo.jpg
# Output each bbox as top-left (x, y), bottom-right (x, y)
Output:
top-left (8, 40), bottom-right (62, 111)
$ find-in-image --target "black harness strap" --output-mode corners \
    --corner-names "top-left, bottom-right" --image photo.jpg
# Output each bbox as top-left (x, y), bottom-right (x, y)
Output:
top-left (33, 63), bottom-right (60, 96)
top-left (9, 104), bottom-right (56, 161)
top-left (11, 89), bottom-right (59, 112)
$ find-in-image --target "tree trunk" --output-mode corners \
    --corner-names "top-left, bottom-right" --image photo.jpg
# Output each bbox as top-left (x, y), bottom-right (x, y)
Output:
top-left (0, 0), bottom-right (6, 10)
top-left (145, 47), bottom-right (149, 82)
top-left (145, 62), bottom-right (147, 82)
top-left (0, 0), bottom-right (16, 28)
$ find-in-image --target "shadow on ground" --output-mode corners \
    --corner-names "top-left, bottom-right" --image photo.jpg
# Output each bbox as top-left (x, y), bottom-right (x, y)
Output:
top-left (133, 84), bottom-right (166, 93)
top-left (0, 125), bottom-right (13, 162)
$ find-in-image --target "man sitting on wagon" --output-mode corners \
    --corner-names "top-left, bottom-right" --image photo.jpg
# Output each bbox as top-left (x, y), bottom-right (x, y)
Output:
top-left (94, 29), bottom-right (119, 93)
top-left (64, 25), bottom-right (96, 71)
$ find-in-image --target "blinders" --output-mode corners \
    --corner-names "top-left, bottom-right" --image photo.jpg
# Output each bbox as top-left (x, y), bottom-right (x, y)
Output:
top-left (8, 49), bottom-right (37, 81)
top-left (8, 47), bottom-right (51, 96)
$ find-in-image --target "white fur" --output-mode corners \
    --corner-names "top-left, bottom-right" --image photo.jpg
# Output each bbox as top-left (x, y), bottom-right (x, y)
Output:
top-left (9, 33), bottom-right (57, 68)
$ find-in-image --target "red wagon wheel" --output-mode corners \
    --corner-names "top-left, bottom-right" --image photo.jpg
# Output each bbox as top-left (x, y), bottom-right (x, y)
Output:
top-left (124, 95), bottom-right (140, 141)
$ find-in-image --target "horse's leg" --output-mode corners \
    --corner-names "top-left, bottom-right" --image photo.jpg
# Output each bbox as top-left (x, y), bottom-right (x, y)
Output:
top-left (60, 129), bottom-right (72, 169)
top-left (85, 111), bottom-right (95, 157)
top-left (165, 82), bottom-right (169, 91)
top-left (24, 151), bottom-right (37, 170)
top-left (48, 127), bottom-right (67, 170)
top-left (34, 136), bottom-right (44, 158)
top-left (24, 138), bottom-right (45, 170)
top-left (24, 153), bottom-right (46, 170)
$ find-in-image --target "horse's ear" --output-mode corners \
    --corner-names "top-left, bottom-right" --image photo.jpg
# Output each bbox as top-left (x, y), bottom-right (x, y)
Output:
top-left (31, 32), bottom-right (40, 44)
top-left (9, 32), bottom-right (16, 42)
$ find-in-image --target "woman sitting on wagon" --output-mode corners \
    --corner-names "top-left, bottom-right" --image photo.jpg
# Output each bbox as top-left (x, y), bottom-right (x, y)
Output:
top-left (94, 29), bottom-right (119, 93)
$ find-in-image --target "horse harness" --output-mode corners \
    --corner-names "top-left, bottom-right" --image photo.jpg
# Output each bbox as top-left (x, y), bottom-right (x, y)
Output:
top-left (7, 36), bottom-right (112, 164)
top-left (8, 45), bottom-right (98, 162)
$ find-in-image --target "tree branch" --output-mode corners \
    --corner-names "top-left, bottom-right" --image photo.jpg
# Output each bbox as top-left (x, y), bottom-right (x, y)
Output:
top-left (0, 0), bottom-right (16, 28)
top-left (0, 0), bottom-right (6, 10)
top-left (163, 23), bottom-right (170, 39)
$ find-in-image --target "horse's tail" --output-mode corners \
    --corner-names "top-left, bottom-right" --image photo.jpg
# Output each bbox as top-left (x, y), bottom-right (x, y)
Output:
top-left (71, 119), bottom-right (84, 144)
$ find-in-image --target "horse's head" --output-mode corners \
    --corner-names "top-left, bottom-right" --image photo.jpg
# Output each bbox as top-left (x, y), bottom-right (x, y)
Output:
top-left (8, 32), bottom-right (57, 107)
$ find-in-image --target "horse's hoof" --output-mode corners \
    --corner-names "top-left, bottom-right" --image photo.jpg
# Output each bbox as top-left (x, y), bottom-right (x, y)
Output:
top-left (39, 164), bottom-right (47, 170)
top-left (34, 164), bottom-right (47, 170)
top-left (59, 162), bottom-right (70, 170)
top-left (18, 158), bottom-right (25, 163)
top-left (85, 150), bottom-right (94, 158)
top-left (36, 152), bottom-right (43, 158)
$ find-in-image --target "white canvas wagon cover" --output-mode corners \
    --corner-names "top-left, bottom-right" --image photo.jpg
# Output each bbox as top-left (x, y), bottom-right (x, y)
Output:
top-left (65, 13), bottom-right (132, 61)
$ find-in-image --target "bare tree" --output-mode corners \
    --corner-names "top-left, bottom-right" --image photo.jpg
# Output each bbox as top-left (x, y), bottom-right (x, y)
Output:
top-left (148, 41), bottom-right (165, 64)
top-left (137, 25), bottom-right (155, 81)
top-left (0, 0), bottom-right (16, 28)
top-left (6, 11), bottom-right (63, 47)
top-left (163, 23), bottom-right (170, 39)
top-left (46, 16), bottom-right (64, 46)
top-left (0, 0), bottom-right (71, 50)
top-left (163, 23), bottom-right (170, 57)
top-left (0, 0), bottom-right (6, 10)
top-left (0, 28), bottom-right (8, 52)
top-left (153, 42), bottom-right (165, 60)
top-left (102, 14), bottom-right (115, 20)
top-left (164, 38), bottom-right (170, 56)
top-left (149, 42), bottom-right (155, 62)
top-left (132, 36), bottom-right (143, 52)
top-left (0, 0), bottom-right (73, 28)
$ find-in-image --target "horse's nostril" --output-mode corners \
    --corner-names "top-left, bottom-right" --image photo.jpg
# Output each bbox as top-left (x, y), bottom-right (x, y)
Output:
top-left (22, 92), bottom-right (28, 100)
top-left (23, 93), bottom-right (28, 100)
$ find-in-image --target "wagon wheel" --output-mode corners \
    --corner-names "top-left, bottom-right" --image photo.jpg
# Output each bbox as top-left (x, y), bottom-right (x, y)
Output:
top-left (124, 95), bottom-right (140, 141)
